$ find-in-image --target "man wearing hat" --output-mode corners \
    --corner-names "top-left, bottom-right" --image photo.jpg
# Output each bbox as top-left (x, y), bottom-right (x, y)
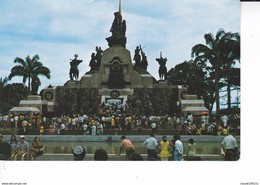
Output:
top-left (14, 135), bottom-right (29, 160)
top-left (72, 146), bottom-right (86, 160)
top-left (221, 127), bottom-right (239, 161)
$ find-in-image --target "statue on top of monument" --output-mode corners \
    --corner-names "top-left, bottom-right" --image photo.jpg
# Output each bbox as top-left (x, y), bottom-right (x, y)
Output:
top-left (121, 20), bottom-right (126, 36)
top-left (69, 54), bottom-right (83, 81)
top-left (95, 46), bottom-right (103, 67)
top-left (89, 53), bottom-right (96, 71)
top-left (156, 52), bottom-right (168, 80)
top-left (133, 46), bottom-right (141, 66)
top-left (110, 12), bottom-right (124, 37)
top-left (140, 49), bottom-right (148, 71)
top-left (106, 1), bottom-right (127, 47)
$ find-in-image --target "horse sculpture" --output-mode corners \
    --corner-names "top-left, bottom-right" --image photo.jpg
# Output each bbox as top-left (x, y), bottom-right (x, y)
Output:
top-left (156, 52), bottom-right (168, 80)
top-left (69, 54), bottom-right (83, 81)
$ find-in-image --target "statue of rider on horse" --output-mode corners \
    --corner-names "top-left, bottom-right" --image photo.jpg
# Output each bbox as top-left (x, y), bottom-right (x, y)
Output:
top-left (69, 54), bottom-right (83, 81)
top-left (156, 52), bottom-right (168, 80)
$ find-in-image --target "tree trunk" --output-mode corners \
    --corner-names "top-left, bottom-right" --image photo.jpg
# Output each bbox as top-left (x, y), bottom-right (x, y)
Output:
top-left (227, 70), bottom-right (231, 111)
top-left (215, 55), bottom-right (220, 115)
top-left (28, 76), bottom-right (31, 94)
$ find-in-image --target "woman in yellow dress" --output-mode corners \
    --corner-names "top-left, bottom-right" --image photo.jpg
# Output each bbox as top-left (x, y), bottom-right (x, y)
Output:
top-left (158, 136), bottom-right (171, 161)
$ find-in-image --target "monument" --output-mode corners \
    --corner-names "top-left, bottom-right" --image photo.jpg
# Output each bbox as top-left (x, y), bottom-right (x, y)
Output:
top-left (39, 1), bottom-right (208, 116)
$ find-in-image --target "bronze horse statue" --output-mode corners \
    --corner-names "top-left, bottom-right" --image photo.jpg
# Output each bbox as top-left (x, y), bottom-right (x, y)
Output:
top-left (156, 52), bottom-right (167, 80)
top-left (69, 54), bottom-right (82, 81)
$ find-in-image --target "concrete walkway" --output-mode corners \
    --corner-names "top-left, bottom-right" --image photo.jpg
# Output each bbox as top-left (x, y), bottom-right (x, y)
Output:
top-left (35, 153), bottom-right (224, 161)
top-left (2, 134), bottom-right (240, 143)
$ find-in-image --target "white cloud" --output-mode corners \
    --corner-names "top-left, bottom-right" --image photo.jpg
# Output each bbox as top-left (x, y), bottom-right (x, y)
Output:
top-left (0, 0), bottom-right (240, 91)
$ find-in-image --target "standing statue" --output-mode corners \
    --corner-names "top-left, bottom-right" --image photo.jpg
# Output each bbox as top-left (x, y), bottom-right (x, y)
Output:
top-left (121, 20), bottom-right (126, 36)
top-left (156, 52), bottom-right (168, 80)
top-left (31, 76), bottom-right (40, 95)
top-left (140, 49), bottom-right (148, 71)
top-left (69, 54), bottom-right (83, 81)
top-left (106, 11), bottom-right (127, 47)
top-left (89, 53), bottom-right (96, 71)
top-left (95, 46), bottom-right (103, 67)
top-left (133, 46), bottom-right (141, 66)
top-left (110, 12), bottom-right (123, 37)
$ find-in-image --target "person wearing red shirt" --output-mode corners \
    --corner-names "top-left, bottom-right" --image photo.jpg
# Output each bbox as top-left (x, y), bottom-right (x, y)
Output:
top-left (118, 135), bottom-right (135, 160)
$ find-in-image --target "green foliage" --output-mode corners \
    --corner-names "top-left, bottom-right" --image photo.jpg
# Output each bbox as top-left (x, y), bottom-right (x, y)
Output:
top-left (190, 28), bottom-right (240, 114)
top-left (8, 54), bottom-right (51, 94)
top-left (167, 60), bottom-right (206, 98)
top-left (0, 82), bottom-right (30, 114)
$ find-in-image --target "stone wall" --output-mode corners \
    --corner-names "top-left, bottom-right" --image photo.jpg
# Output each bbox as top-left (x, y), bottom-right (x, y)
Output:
top-left (55, 87), bottom-right (101, 115)
top-left (127, 88), bottom-right (179, 116)
top-left (52, 87), bottom-right (178, 116)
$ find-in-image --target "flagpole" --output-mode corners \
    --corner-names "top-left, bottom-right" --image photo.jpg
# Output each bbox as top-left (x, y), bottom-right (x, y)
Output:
top-left (119, 0), bottom-right (123, 22)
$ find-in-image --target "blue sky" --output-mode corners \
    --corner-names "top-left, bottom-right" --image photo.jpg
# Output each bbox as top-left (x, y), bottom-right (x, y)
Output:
top-left (0, 0), bottom-right (240, 92)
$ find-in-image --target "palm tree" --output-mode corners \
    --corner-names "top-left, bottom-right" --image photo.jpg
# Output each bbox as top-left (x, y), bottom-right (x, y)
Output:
top-left (0, 76), bottom-right (9, 102)
top-left (0, 76), bottom-right (9, 88)
top-left (8, 54), bottom-right (51, 94)
top-left (191, 28), bottom-right (239, 115)
top-left (220, 33), bottom-right (240, 110)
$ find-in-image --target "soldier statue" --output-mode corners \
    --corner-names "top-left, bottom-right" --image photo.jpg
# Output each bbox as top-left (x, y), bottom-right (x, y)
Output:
top-left (140, 50), bottom-right (148, 71)
top-left (156, 52), bottom-right (168, 80)
top-left (95, 46), bottom-right (103, 67)
top-left (69, 54), bottom-right (83, 81)
top-left (89, 53), bottom-right (96, 71)
top-left (133, 46), bottom-right (141, 66)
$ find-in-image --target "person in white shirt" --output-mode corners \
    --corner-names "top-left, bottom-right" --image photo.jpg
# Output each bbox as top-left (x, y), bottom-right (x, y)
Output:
top-left (187, 113), bottom-right (193, 124)
top-left (82, 123), bottom-right (88, 135)
top-left (151, 122), bottom-right (157, 134)
top-left (14, 115), bottom-right (19, 128)
top-left (143, 132), bottom-right (158, 160)
top-left (72, 118), bottom-right (76, 131)
top-left (22, 120), bottom-right (28, 134)
top-left (100, 123), bottom-right (103, 135)
top-left (91, 124), bottom-right (96, 136)
top-left (221, 115), bottom-right (228, 127)
top-left (60, 123), bottom-right (66, 135)
top-left (221, 128), bottom-right (239, 161)
top-left (173, 135), bottom-right (183, 161)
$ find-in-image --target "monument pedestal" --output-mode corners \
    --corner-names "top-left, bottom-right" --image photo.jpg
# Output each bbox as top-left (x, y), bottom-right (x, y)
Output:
top-left (157, 80), bottom-right (168, 88)
top-left (64, 80), bottom-right (78, 88)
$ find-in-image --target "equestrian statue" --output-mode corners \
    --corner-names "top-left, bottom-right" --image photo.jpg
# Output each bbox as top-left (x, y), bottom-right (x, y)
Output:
top-left (156, 52), bottom-right (168, 80)
top-left (69, 54), bottom-right (83, 81)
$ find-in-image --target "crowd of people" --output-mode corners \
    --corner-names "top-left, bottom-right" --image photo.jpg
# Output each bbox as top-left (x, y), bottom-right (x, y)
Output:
top-left (72, 134), bottom-right (185, 161)
top-left (0, 129), bottom-right (239, 161)
top-left (0, 102), bottom-right (240, 136)
top-left (0, 134), bottom-right (44, 160)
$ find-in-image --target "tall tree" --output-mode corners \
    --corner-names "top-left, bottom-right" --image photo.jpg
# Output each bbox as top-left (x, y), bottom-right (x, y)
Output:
top-left (167, 60), bottom-right (206, 98)
top-left (191, 29), bottom-right (239, 115)
top-left (0, 77), bottom-right (29, 113)
top-left (8, 54), bottom-right (51, 94)
top-left (0, 77), bottom-right (9, 103)
top-left (220, 32), bottom-right (240, 110)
